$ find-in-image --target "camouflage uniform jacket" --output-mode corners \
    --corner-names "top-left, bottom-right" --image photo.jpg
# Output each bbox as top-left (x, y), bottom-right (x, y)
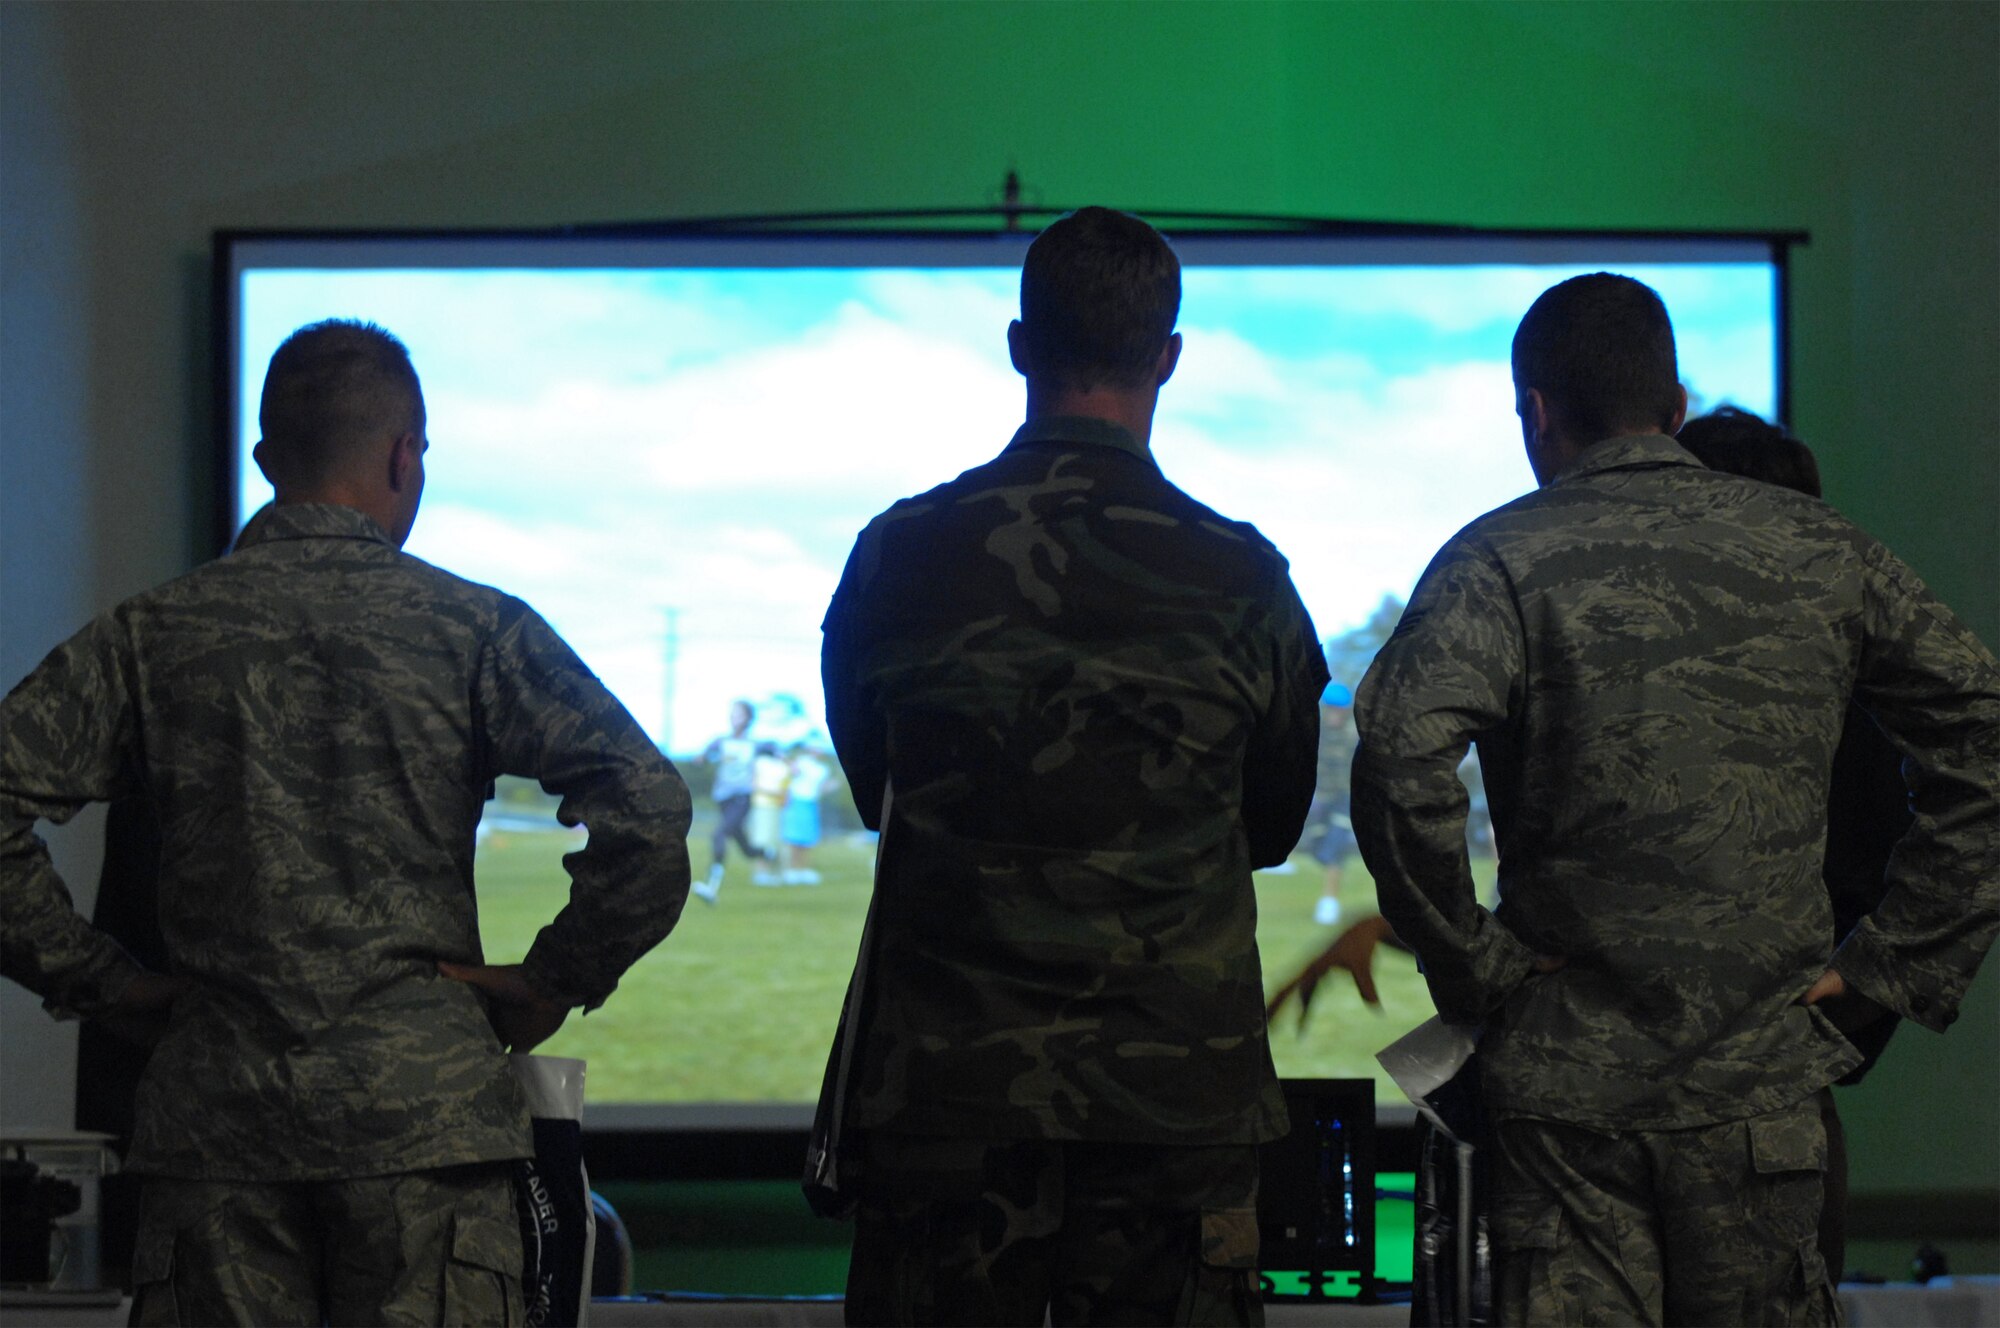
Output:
top-left (0, 503), bottom-right (691, 1179)
top-left (1352, 434), bottom-right (2000, 1131)
top-left (821, 415), bottom-right (1327, 1146)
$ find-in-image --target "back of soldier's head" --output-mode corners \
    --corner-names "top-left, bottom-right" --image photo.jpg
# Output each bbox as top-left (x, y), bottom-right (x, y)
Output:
top-left (1512, 273), bottom-right (1681, 444)
top-left (257, 320), bottom-right (423, 491)
top-left (1018, 207), bottom-right (1180, 393)
top-left (1677, 406), bottom-right (1822, 498)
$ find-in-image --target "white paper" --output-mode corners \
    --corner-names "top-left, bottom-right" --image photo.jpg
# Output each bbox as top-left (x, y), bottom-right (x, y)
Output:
top-left (1376, 1015), bottom-right (1481, 1138)
top-left (510, 1053), bottom-right (587, 1120)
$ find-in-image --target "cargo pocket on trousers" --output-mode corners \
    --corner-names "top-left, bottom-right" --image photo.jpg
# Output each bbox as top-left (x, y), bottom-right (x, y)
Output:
top-left (128, 1227), bottom-right (180, 1327)
top-left (1490, 1194), bottom-right (1567, 1325)
top-left (442, 1214), bottom-right (523, 1328)
top-left (1176, 1207), bottom-right (1261, 1327)
top-left (1745, 1107), bottom-right (1835, 1326)
top-left (1749, 1106), bottom-right (1828, 1253)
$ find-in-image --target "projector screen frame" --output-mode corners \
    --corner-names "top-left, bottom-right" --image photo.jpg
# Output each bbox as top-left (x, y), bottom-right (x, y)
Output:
top-left (208, 217), bottom-right (1801, 1158)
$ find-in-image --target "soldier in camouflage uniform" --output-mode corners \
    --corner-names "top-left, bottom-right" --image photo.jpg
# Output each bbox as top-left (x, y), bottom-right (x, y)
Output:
top-left (0, 321), bottom-right (691, 1326)
top-left (1675, 405), bottom-right (1919, 1287)
top-left (818, 207), bottom-right (1327, 1326)
top-left (1351, 274), bottom-right (2000, 1326)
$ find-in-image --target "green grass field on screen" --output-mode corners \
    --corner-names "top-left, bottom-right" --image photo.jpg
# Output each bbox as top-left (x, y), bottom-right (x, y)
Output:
top-left (476, 810), bottom-right (1497, 1106)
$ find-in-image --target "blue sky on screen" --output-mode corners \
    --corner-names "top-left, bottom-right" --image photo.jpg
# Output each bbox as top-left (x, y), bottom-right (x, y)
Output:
top-left (238, 262), bottom-right (1775, 753)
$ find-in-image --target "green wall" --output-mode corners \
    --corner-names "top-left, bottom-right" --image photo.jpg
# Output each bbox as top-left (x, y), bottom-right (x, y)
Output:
top-left (3, 0), bottom-right (1993, 1213)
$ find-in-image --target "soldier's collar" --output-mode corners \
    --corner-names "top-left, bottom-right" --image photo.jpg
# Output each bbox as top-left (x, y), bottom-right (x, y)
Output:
top-left (232, 501), bottom-right (396, 553)
top-left (1555, 433), bottom-right (1704, 484)
top-left (1005, 415), bottom-right (1155, 464)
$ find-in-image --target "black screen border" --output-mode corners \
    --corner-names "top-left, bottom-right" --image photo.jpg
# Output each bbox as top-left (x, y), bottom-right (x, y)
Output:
top-left (208, 220), bottom-right (1800, 1152)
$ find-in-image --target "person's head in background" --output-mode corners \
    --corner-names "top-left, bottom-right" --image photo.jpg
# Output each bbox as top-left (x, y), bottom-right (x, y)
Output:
top-left (254, 319), bottom-right (428, 547)
top-left (1676, 405), bottom-right (1823, 499)
top-left (1008, 207), bottom-right (1183, 441)
top-left (1512, 273), bottom-right (1689, 486)
top-left (1321, 681), bottom-right (1355, 729)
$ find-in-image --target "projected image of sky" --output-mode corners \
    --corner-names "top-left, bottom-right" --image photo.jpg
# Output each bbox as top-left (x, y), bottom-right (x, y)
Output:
top-left (237, 262), bottom-right (1776, 753)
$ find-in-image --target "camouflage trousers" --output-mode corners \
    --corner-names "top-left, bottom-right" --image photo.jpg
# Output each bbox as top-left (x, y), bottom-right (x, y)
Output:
top-left (845, 1133), bottom-right (1263, 1327)
top-left (130, 1162), bottom-right (522, 1327)
top-left (1490, 1099), bottom-right (1841, 1327)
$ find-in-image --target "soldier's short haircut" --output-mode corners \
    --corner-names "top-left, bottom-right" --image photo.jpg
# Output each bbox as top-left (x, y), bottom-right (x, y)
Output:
top-left (1019, 207), bottom-right (1180, 393)
top-left (258, 320), bottom-right (422, 489)
top-left (1677, 406), bottom-right (1822, 499)
top-left (1512, 273), bottom-right (1682, 444)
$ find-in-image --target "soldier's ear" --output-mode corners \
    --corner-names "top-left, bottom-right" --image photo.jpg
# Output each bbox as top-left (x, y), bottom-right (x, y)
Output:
top-left (1518, 388), bottom-right (1562, 487)
top-left (1155, 333), bottom-right (1182, 388)
top-left (1007, 320), bottom-right (1031, 378)
top-left (386, 432), bottom-right (422, 494)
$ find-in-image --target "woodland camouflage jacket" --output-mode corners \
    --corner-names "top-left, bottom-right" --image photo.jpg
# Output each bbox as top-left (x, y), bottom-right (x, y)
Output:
top-left (1354, 434), bottom-right (2000, 1130)
top-left (0, 503), bottom-right (690, 1179)
top-left (821, 415), bottom-right (1328, 1146)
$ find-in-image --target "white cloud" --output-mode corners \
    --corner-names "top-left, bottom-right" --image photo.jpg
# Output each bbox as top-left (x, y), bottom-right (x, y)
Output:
top-left (407, 504), bottom-right (587, 588)
top-left (238, 261), bottom-right (1769, 747)
top-left (1188, 266), bottom-right (1568, 335)
top-left (1157, 358), bottom-right (1533, 631)
top-left (1170, 325), bottom-right (1296, 410)
top-left (412, 303), bottom-right (1018, 522)
top-left (856, 270), bottom-right (1017, 348)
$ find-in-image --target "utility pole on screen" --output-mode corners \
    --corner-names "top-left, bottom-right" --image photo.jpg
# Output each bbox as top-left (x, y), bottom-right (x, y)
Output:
top-left (661, 606), bottom-right (681, 757)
